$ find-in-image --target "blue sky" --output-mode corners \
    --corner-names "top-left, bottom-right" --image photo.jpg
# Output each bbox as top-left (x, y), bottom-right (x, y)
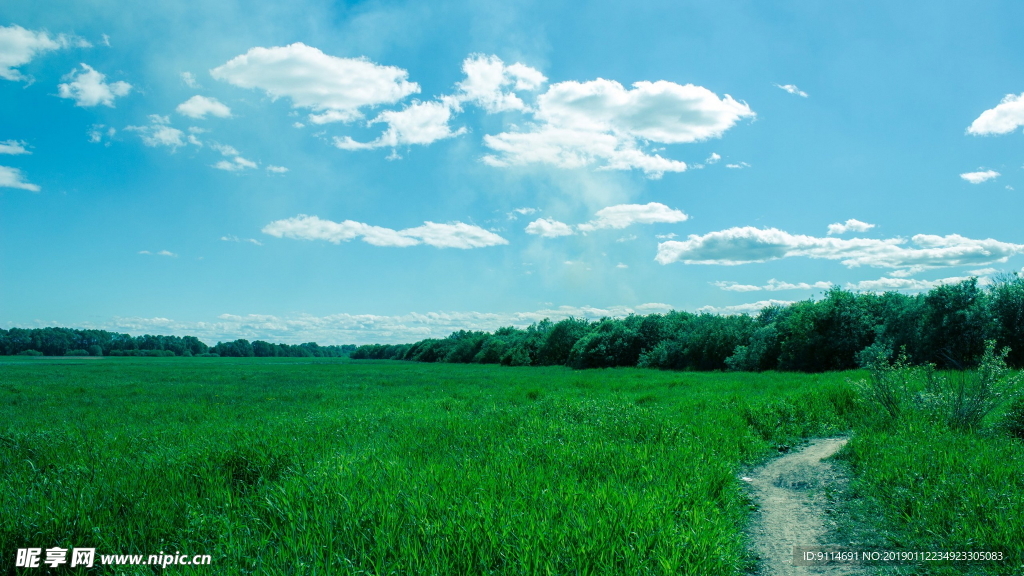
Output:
top-left (2, 1), bottom-right (1024, 344)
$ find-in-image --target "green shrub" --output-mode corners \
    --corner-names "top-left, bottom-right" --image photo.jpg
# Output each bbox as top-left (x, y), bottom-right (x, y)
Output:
top-left (1001, 397), bottom-right (1024, 440)
top-left (16, 349), bottom-right (43, 356)
top-left (65, 349), bottom-right (90, 356)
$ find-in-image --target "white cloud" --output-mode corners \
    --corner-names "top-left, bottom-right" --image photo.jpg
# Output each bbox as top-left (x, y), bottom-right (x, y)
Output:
top-left (266, 165), bottom-right (288, 174)
top-left (482, 79), bottom-right (754, 177)
top-left (697, 299), bottom-right (795, 316)
top-left (221, 235), bottom-right (262, 246)
top-left (774, 83), bottom-right (808, 97)
top-left (176, 95), bottom-right (231, 119)
top-left (451, 54), bottom-right (546, 113)
top-left (0, 140), bottom-right (30, 155)
top-left (210, 143), bottom-right (238, 156)
top-left (827, 218), bottom-right (875, 235)
top-left (0, 165), bottom-right (40, 191)
top-left (656, 226), bottom-right (1024, 270)
top-left (656, 233), bottom-right (677, 239)
top-left (210, 43), bottom-right (419, 124)
top-left (263, 214), bottom-right (508, 249)
top-left (57, 64), bottom-right (131, 107)
top-left (181, 71), bottom-right (199, 88)
top-left (616, 263), bottom-right (628, 269)
top-left (577, 202), bottom-right (688, 232)
top-left (712, 279), bottom-right (833, 292)
top-left (525, 217), bottom-right (575, 238)
top-left (526, 202), bottom-right (688, 237)
top-left (213, 157), bottom-right (258, 171)
top-left (725, 162), bottom-right (750, 169)
top-left (139, 250), bottom-right (176, 257)
top-left (847, 275), bottom-right (991, 293)
top-left (506, 207), bottom-right (537, 220)
top-left (705, 152), bottom-right (721, 164)
top-left (101, 34), bottom-right (110, 47)
top-left (125, 116), bottom-right (188, 149)
top-left (87, 125), bottom-right (116, 144)
top-left (334, 100), bottom-right (465, 149)
top-left (0, 25), bottom-right (70, 82)
top-left (967, 93), bottom-right (1024, 135)
top-left (960, 169), bottom-right (1000, 184)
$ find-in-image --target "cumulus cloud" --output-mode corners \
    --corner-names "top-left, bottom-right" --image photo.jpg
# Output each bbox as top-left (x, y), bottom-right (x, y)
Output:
top-left (139, 250), bottom-right (177, 257)
top-left (176, 95), bottom-right (232, 119)
top-left (334, 100), bottom-right (465, 149)
top-left (960, 169), bottom-right (1000, 184)
top-left (696, 299), bottom-right (795, 316)
top-left (263, 214), bottom-right (508, 249)
top-left (0, 25), bottom-right (88, 82)
top-left (57, 64), bottom-right (131, 107)
top-left (266, 165), bottom-right (288, 173)
top-left (725, 162), bottom-right (750, 169)
top-left (656, 226), bottom-right (1024, 270)
top-left (0, 165), bottom-right (40, 191)
top-left (210, 43), bottom-right (419, 124)
top-left (774, 83), bottom-right (808, 97)
top-left (0, 140), bottom-right (30, 155)
top-left (451, 54), bottom-right (546, 113)
top-left (482, 79), bottom-right (754, 177)
top-left (125, 115), bottom-right (188, 149)
top-left (827, 218), bottom-right (875, 235)
top-left (577, 202), bottom-right (689, 232)
top-left (526, 202), bottom-right (688, 237)
top-left (525, 218), bottom-right (575, 238)
top-left (712, 279), bottom-right (832, 292)
top-left (967, 93), bottom-right (1024, 135)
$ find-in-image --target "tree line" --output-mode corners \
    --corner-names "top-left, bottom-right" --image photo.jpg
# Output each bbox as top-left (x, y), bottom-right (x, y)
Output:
top-left (351, 275), bottom-right (1024, 371)
top-left (0, 327), bottom-right (355, 358)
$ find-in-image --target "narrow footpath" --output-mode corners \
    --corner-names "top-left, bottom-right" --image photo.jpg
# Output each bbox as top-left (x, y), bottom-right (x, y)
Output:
top-left (744, 437), bottom-right (865, 576)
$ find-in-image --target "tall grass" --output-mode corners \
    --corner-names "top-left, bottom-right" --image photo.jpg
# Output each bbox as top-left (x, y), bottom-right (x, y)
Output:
top-left (0, 358), bottom-right (855, 575)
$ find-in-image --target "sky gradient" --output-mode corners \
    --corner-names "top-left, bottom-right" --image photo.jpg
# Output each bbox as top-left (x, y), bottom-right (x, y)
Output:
top-left (3, 1), bottom-right (1024, 344)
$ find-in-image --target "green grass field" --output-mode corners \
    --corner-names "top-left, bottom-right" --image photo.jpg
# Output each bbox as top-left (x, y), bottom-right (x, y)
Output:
top-left (1, 357), bottom-right (1021, 575)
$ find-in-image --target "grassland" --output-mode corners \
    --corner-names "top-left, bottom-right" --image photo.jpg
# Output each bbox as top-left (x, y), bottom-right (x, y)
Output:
top-left (0, 357), bottom-right (1021, 575)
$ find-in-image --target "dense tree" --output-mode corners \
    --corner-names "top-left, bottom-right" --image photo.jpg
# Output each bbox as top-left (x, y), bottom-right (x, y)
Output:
top-left (349, 278), bottom-right (1024, 373)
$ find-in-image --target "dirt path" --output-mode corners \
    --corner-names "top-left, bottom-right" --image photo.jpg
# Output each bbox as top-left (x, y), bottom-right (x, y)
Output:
top-left (744, 437), bottom-right (863, 576)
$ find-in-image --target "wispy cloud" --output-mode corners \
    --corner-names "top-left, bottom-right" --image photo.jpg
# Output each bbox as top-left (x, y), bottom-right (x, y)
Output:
top-left (774, 83), bottom-right (808, 97)
top-left (0, 165), bottom-right (40, 191)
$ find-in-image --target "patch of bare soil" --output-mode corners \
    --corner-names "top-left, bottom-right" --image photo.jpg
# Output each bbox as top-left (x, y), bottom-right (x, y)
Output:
top-left (743, 437), bottom-right (864, 576)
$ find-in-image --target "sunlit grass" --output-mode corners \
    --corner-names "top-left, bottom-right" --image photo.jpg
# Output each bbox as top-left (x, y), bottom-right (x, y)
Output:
top-left (0, 357), bottom-right (1020, 574)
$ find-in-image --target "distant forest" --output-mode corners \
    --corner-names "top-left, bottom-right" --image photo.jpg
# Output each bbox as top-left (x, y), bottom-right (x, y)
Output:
top-left (0, 329), bottom-right (355, 358)
top-left (5, 276), bottom-right (1023, 372)
top-left (352, 276), bottom-right (1024, 372)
